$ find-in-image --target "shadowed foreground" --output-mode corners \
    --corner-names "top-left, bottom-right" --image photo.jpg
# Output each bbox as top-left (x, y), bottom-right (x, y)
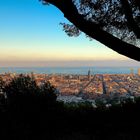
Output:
top-left (1, 100), bottom-right (140, 140)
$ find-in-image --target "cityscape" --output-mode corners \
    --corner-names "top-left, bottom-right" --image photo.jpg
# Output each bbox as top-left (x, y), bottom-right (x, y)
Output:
top-left (1, 68), bottom-right (140, 103)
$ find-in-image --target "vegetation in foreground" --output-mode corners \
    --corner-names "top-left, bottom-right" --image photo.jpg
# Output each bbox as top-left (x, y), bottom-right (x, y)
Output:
top-left (0, 75), bottom-right (140, 140)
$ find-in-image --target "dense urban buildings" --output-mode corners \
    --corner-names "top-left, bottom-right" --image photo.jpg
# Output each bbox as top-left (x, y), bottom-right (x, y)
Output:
top-left (0, 69), bottom-right (140, 103)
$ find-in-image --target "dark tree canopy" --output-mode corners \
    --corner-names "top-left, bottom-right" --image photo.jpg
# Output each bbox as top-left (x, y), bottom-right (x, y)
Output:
top-left (4, 75), bottom-right (57, 111)
top-left (40, 0), bottom-right (140, 61)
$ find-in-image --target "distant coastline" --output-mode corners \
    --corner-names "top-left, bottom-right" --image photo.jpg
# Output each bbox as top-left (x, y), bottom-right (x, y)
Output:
top-left (0, 66), bottom-right (139, 74)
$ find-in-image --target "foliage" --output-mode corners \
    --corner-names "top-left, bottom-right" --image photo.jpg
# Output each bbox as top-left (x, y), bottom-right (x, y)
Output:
top-left (61, 0), bottom-right (140, 45)
top-left (0, 77), bottom-right (6, 112)
top-left (0, 76), bottom-right (5, 91)
top-left (64, 101), bottom-right (93, 110)
top-left (4, 75), bottom-right (57, 111)
top-left (40, 81), bottom-right (57, 102)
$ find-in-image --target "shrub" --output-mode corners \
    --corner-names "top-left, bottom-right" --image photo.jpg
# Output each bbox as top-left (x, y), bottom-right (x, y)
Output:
top-left (4, 74), bottom-right (57, 112)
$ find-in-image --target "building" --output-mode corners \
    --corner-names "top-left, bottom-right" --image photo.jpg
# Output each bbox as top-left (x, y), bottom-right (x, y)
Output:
top-left (88, 69), bottom-right (91, 80)
top-left (138, 68), bottom-right (140, 76)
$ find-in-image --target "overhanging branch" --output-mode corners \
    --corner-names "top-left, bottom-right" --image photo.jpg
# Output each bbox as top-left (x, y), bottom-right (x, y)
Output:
top-left (43, 0), bottom-right (140, 61)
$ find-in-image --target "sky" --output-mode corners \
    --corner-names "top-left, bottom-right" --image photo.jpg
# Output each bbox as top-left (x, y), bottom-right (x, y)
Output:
top-left (0, 0), bottom-right (140, 67)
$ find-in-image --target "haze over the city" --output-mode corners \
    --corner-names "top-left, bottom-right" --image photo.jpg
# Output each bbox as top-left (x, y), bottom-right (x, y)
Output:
top-left (0, 0), bottom-right (140, 67)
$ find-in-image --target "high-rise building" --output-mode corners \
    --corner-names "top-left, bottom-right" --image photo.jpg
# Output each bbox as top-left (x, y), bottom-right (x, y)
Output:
top-left (138, 68), bottom-right (140, 76)
top-left (88, 69), bottom-right (91, 80)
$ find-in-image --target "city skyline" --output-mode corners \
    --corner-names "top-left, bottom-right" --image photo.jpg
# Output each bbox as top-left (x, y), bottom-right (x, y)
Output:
top-left (0, 0), bottom-right (140, 67)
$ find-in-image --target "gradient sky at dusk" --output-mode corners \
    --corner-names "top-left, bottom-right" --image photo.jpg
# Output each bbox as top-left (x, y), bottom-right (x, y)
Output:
top-left (0, 0), bottom-right (140, 67)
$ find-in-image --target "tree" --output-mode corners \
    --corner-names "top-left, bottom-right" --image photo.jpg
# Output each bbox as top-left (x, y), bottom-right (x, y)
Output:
top-left (5, 75), bottom-right (38, 99)
top-left (4, 75), bottom-right (57, 111)
top-left (0, 77), bottom-right (6, 111)
top-left (0, 76), bottom-right (5, 91)
top-left (39, 81), bottom-right (57, 107)
top-left (40, 0), bottom-right (140, 61)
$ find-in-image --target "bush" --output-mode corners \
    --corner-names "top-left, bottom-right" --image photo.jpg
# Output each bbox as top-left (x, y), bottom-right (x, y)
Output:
top-left (0, 76), bottom-right (5, 91)
top-left (4, 74), bottom-right (57, 112)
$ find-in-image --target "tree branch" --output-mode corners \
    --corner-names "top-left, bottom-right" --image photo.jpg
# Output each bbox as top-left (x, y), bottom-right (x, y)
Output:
top-left (44, 0), bottom-right (140, 61)
top-left (120, 0), bottom-right (140, 38)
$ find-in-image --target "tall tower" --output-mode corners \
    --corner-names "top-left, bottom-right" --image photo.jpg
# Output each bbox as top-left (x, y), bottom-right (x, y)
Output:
top-left (88, 69), bottom-right (91, 80)
top-left (138, 68), bottom-right (140, 76)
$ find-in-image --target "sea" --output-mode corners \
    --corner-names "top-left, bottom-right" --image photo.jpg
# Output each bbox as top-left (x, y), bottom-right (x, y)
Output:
top-left (0, 67), bottom-right (139, 75)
